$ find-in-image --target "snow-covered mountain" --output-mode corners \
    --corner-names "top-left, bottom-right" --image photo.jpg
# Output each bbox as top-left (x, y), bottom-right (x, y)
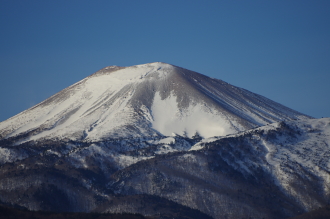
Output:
top-left (0, 62), bottom-right (327, 219)
top-left (0, 62), bottom-right (310, 143)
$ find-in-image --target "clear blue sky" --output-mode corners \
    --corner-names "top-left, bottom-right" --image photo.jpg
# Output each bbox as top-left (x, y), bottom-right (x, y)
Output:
top-left (1, 0), bottom-right (329, 122)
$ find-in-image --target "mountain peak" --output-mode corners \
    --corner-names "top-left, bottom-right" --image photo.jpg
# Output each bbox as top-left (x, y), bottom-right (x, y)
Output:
top-left (137, 61), bottom-right (171, 66)
top-left (0, 63), bottom-right (311, 142)
top-left (90, 62), bottom-right (176, 81)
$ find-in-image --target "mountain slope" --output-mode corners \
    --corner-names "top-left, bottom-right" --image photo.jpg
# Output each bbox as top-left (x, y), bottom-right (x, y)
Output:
top-left (0, 118), bottom-right (328, 218)
top-left (105, 118), bottom-right (330, 219)
top-left (0, 62), bottom-right (311, 143)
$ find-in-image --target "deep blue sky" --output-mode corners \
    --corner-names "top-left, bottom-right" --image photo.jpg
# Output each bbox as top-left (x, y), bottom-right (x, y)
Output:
top-left (1, 0), bottom-right (329, 122)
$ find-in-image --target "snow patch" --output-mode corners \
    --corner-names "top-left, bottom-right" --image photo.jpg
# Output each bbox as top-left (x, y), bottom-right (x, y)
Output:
top-left (157, 137), bottom-right (175, 145)
top-left (151, 92), bottom-right (235, 138)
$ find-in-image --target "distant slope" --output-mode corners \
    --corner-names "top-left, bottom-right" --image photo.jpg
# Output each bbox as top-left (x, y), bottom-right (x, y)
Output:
top-left (0, 62), bottom-right (311, 143)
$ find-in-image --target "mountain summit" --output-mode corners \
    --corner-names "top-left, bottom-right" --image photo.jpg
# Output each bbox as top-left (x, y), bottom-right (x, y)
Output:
top-left (0, 62), bottom-right (311, 142)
